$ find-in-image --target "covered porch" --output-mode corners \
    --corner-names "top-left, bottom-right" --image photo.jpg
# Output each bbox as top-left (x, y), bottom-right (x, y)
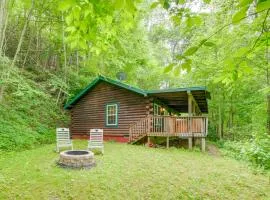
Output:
top-left (129, 87), bottom-right (210, 151)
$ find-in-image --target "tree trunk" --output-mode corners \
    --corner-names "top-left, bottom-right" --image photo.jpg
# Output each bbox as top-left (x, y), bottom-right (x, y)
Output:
top-left (60, 12), bottom-right (67, 103)
top-left (267, 36), bottom-right (270, 134)
top-left (0, 0), bottom-right (9, 101)
top-left (267, 67), bottom-right (269, 86)
top-left (76, 50), bottom-right (79, 73)
top-left (218, 102), bottom-right (222, 140)
top-left (1, 0), bottom-right (32, 102)
top-left (22, 32), bottom-right (32, 68)
top-left (11, 0), bottom-right (34, 67)
top-left (62, 12), bottom-right (67, 75)
top-left (0, 0), bottom-right (6, 49)
top-left (0, 0), bottom-right (9, 56)
top-left (267, 95), bottom-right (270, 134)
top-left (0, 84), bottom-right (4, 102)
top-left (36, 22), bottom-right (39, 67)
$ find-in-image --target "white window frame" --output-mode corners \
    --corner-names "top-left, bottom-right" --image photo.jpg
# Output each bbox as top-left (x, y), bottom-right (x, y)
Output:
top-left (106, 103), bottom-right (118, 126)
top-left (154, 103), bottom-right (161, 116)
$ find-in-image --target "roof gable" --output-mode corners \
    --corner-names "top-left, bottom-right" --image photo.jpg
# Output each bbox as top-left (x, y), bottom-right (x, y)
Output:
top-left (64, 75), bottom-right (147, 109)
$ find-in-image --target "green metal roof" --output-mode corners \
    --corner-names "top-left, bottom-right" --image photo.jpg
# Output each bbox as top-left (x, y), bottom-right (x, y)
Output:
top-left (64, 75), bottom-right (210, 110)
top-left (146, 86), bottom-right (207, 94)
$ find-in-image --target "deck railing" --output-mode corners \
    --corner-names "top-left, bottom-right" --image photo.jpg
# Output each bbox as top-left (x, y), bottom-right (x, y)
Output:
top-left (129, 115), bottom-right (208, 143)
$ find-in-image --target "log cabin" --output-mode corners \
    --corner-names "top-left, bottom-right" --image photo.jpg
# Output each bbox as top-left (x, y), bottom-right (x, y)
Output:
top-left (64, 75), bottom-right (210, 150)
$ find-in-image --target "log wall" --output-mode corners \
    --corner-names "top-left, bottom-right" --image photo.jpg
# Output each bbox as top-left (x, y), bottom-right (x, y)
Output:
top-left (70, 81), bottom-right (149, 142)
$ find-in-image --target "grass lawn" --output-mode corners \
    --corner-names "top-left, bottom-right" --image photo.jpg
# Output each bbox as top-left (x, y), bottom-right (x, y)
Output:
top-left (0, 141), bottom-right (269, 200)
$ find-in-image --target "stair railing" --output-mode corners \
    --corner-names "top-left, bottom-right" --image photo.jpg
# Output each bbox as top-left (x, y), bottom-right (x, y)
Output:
top-left (129, 116), bottom-right (150, 142)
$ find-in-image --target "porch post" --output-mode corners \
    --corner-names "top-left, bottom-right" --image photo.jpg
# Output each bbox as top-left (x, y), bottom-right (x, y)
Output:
top-left (188, 137), bottom-right (192, 149)
top-left (147, 136), bottom-right (151, 147)
top-left (201, 137), bottom-right (206, 152)
top-left (188, 91), bottom-right (193, 150)
top-left (166, 136), bottom-right (169, 149)
top-left (129, 126), bottom-right (131, 142)
top-left (188, 91), bottom-right (192, 117)
top-left (187, 90), bottom-right (201, 115)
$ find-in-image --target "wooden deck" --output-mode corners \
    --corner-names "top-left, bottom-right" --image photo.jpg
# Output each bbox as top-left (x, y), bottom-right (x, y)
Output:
top-left (129, 115), bottom-right (208, 149)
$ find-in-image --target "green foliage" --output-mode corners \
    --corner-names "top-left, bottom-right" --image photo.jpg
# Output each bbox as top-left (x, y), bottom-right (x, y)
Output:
top-left (245, 133), bottom-right (270, 170)
top-left (232, 6), bottom-right (248, 24)
top-left (60, 0), bottom-right (140, 54)
top-left (203, 41), bottom-right (216, 47)
top-left (206, 123), bottom-right (219, 141)
top-left (219, 140), bottom-right (246, 160)
top-left (217, 132), bottom-right (270, 170)
top-left (164, 63), bottom-right (175, 73)
top-left (148, 0), bottom-right (270, 170)
top-left (151, 1), bottom-right (160, 9)
top-left (256, 0), bottom-right (270, 12)
top-left (203, 0), bottom-right (211, 3)
top-left (0, 57), bottom-right (68, 151)
top-left (183, 46), bottom-right (199, 56)
top-left (58, 0), bottom-right (77, 11)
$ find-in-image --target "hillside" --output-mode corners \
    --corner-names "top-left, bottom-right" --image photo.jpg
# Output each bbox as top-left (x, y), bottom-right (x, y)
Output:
top-left (0, 57), bottom-right (68, 150)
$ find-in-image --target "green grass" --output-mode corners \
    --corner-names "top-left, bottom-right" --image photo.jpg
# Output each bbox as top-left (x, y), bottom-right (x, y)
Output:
top-left (0, 141), bottom-right (269, 200)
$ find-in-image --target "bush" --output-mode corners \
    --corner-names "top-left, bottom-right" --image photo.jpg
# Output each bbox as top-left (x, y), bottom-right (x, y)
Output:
top-left (218, 133), bottom-right (270, 170)
top-left (220, 140), bottom-right (245, 160)
top-left (207, 122), bottom-right (219, 141)
top-left (244, 133), bottom-right (270, 170)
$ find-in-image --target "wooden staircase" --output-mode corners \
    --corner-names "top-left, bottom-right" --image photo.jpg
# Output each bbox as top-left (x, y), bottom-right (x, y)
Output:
top-left (129, 116), bottom-right (150, 144)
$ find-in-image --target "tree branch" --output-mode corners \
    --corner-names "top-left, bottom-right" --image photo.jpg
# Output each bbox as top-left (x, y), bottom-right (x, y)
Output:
top-left (200, 9), bottom-right (270, 46)
top-left (250, 9), bottom-right (270, 52)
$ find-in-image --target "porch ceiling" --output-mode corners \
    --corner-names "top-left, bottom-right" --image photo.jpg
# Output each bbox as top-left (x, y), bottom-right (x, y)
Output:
top-left (147, 88), bottom-right (210, 113)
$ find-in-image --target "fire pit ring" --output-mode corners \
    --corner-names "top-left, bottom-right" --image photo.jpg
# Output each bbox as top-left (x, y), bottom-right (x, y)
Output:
top-left (58, 150), bottom-right (95, 169)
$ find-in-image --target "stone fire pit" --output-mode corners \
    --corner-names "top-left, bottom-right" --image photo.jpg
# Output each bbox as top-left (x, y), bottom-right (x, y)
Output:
top-left (58, 150), bottom-right (95, 169)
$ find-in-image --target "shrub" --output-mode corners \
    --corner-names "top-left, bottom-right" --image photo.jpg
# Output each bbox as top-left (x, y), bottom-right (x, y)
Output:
top-left (218, 133), bottom-right (270, 170)
top-left (244, 133), bottom-right (270, 170)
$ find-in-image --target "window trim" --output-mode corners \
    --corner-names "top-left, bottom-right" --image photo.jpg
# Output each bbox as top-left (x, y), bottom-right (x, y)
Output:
top-left (154, 103), bottom-right (162, 116)
top-left (105, 103), bottom-right (119, 127)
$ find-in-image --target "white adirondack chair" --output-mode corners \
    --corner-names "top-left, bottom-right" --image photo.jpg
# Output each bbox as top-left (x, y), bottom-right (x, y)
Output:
top-left (88, 129), bottom-right (104, 154)
top-left (56, 128), bottom-right (73, 152)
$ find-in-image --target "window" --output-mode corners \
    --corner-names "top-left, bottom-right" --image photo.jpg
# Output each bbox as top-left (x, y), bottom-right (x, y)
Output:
top-left (154, 103), bottom-right (161, 116)
top-left (154, 103), bottom-right (170, 116)
top-left (106, 103), bottom-right (118, 126)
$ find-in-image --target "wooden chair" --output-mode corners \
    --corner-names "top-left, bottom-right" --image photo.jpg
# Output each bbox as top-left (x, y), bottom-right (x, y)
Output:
top-left (88, 129), bottom-right (104, 154)
top-left (56, 128), bottom-right (73, 152)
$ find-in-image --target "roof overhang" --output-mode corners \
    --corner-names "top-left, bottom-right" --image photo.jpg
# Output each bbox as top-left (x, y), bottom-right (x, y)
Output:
top-left (147, 87), bottom-right (210, 113)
